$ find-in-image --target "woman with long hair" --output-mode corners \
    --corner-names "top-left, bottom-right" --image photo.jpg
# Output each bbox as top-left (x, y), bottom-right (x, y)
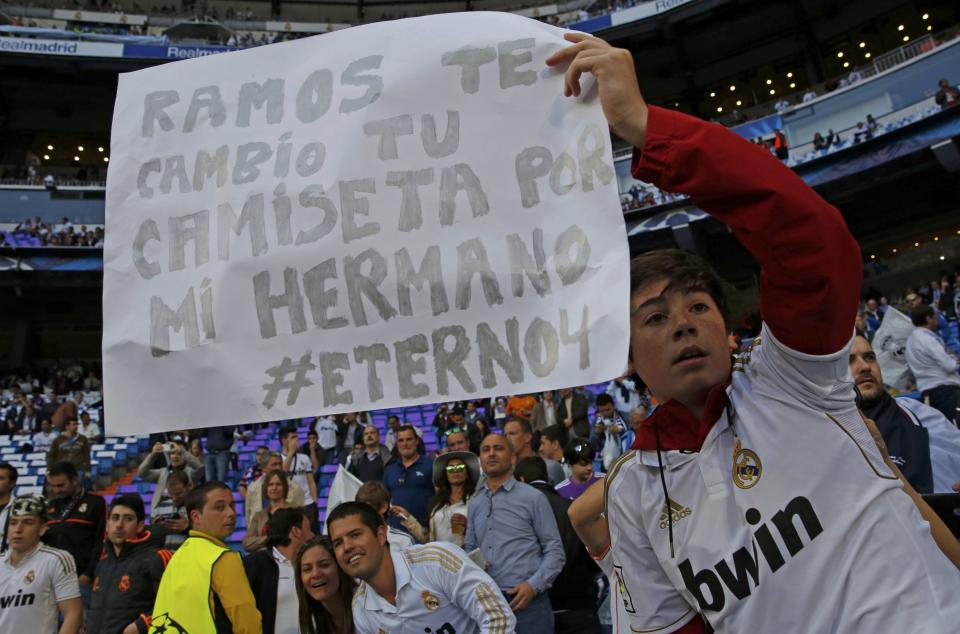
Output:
top-left (391, 451), bottom-right (479, 547)
top-left (242, 469), bottom-right (289, 551)
top-left (294, 535), bottom-right (354, 634)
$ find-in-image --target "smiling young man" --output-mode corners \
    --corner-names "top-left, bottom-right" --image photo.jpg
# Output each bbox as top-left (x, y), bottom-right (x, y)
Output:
top-left (328, 501), bottom-right (514, 634)
top-left (546, 33), bottom-right (960, 633)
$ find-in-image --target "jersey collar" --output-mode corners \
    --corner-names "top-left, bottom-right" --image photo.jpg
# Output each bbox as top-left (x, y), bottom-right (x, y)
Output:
top-left (362, 548), bottom-right (410, 614)
top-left (632, 377), bottom-right (732, 452)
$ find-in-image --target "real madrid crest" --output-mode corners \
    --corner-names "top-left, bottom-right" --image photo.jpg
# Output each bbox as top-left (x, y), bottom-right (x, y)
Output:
top-left (78, 502), bottom-right (88, 514)
top-left (732, 439), bottom-right (762, 489)
top-left (25, 570), bottom-right (35, 584)
top-left (421, 590), bottom-right (441, 611)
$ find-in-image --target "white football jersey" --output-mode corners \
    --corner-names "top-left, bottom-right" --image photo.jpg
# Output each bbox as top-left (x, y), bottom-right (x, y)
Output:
top-left (352, 542), bottom-right (515, 634)
top-left (0, 544), bottom-right (79, 634)
top-left (606, 325), bottom-right (960, 633)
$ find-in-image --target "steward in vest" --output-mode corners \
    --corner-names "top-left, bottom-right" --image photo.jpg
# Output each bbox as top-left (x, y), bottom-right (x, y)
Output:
top-left (88, 494), bottom-right (171, 633)
top-left (149, 481), bottom-right (261, 634)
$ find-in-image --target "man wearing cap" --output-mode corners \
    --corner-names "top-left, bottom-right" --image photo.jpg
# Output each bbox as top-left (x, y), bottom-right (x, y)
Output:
top-left (329, 501), bottom-right (515, 634)
top-left (0, 495), bottom-right (83, 634)
top-left (88, 494), bottom-right (171, 634)
top-left (554, 439), bottom-right (602, 501)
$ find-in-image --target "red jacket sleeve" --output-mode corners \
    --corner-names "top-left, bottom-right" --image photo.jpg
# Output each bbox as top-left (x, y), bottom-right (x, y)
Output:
top-left (631, 106), bottom-right (862, 355)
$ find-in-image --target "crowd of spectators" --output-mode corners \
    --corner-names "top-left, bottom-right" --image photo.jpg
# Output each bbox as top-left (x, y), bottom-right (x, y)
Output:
top-left (0, 217), bottom-right (104, 248)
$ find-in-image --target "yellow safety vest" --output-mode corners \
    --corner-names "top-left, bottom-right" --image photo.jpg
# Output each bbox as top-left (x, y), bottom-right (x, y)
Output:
top-left (149, 534), bottom-right (228, 634)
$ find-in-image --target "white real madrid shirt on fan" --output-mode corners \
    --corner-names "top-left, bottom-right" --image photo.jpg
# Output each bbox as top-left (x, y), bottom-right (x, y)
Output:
top-left (0, 543), bottom-right (79, 634)
top-left (286, 452), bottom-right (315, 505)
top-left (605, 326), bottom-right (960, 633)
top-left (352, 542), bottom-right (515, 634)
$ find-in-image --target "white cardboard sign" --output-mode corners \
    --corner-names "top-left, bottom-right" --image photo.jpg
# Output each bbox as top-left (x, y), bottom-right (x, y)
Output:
top-left (103, 12), bottom-right (630, 434)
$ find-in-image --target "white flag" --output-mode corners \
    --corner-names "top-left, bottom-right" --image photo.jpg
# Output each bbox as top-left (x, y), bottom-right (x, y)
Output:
top-left (872, 307), bottom-right (914, 392)
top-left (325, 465), bottom-right (363, 528)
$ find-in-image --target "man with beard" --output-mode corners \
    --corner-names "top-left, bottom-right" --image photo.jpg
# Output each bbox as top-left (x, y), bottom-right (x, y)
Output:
top-left (851, 334), bottom-right (960, 493)
top-left (328, 501), bottom-right (514, 634)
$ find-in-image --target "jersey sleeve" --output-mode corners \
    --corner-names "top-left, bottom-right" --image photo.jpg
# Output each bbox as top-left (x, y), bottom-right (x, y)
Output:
top-left (424, 544), bottom-right (516, 634)
top-left (606, 463), bottom-right (698, 634)
top-left (632, 105), bottom-right (861, 356)
top-left (747, 323), bottom-right (856, 414)
top-left (52, 550), bottom-right (81, 602)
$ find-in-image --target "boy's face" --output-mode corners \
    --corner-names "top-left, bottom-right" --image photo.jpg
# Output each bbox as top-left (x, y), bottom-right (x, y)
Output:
top-left (629, 281), bottom-right (731, 410)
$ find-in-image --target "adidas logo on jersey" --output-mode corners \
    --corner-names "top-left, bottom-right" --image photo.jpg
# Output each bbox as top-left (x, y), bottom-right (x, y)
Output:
top-left (0, 590), bottom-right (36, 609)
top-left (679, 496), bottom-right (823, 613)
top-left (659, 499), bottom-right (692, 529)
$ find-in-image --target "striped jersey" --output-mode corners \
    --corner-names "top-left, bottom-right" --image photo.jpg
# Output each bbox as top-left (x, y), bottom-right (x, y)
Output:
top-left (605, 326), bottom-right (960, 633)
top-left (352, 542), bottom-right (515, 634)
top-left (0, 543), bottom-right (79, 634)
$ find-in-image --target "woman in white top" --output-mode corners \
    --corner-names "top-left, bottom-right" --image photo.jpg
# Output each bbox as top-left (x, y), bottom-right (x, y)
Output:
top-left (392, 451), bottom-right (479, 547)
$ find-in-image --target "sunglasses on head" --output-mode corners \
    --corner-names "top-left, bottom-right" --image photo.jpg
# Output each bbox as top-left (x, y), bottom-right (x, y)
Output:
top-left (444, 427), bottom-right (465, 437)
top-left (445, 463), bottom-right (467, 473)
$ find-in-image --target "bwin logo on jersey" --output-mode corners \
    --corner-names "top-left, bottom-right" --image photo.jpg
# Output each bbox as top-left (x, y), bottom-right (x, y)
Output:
top-left (0, 590), bottom-right (35, 609)
top-left (679, 496), bottom-right (823, 613)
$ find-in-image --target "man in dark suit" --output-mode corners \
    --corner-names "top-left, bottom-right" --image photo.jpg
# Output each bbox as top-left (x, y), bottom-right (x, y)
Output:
top-left (242, 507), bottom-right (314, 634)
top-left (557, 387), bottom-right (590, 439)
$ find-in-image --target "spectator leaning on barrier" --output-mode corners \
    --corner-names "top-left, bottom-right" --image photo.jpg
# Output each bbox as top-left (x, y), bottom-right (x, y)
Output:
top-left (0, 495), bottom-right (82, 634)
top-left (46, 417), bottom-right (91, 478)
top-left (905, 304), bottom-right (960, 425)
top-left (138, 440), bottom-right (202, 519)
top-left (514, 456), bottom-right (603, 634)
top-left (243, 506), bottom-right (315, 634)
top-left (88, 494), bottom-right (171, 634)
top-left (465, 433), bottom-right (565, 634)
top-left (383, 424), bottom-right (434, 527)
top-left (42, 461), bottom-right (105, 607)
top-left (150, 481), bottom-right (262, 634)
top-left (329, 501), bottom-right (516, 634)
top-left (0, 462), bottom-right (16, 553)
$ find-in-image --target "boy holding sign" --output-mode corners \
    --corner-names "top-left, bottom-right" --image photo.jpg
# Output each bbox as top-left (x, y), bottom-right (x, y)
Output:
top-left (547, 33), bottom-right (960, 633)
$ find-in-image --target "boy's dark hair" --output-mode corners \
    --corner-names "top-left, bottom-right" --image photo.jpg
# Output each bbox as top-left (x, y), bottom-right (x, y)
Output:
top-left (47, 461), bottom-right (78, 480)
top-left (911, 304), bottom-right (935, 327)
top-left (307, 430), bottom-right (318, 438)
top-left (629, 249), bottom-right (728, 324)
top-left (595, 393), bottom-right (615, 407)
top-left (266, 506), bottom-right (308, 547)
top-left (0, 462), bottom-right (18, 484)
top-left (355, 481), bottom-right (391, 512)
top-left (184, 481), bottom-right (231, 519)
top-left (279, 425), bottom-right (298, 441)
top-left (541, 425), bottom-right (566, 446)
top-left (110, 494), bottom-right (146, 523)
top-left (514, 456), bottom-right (549, 484)
top-left (326, 501), bottom-right (385, 536)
